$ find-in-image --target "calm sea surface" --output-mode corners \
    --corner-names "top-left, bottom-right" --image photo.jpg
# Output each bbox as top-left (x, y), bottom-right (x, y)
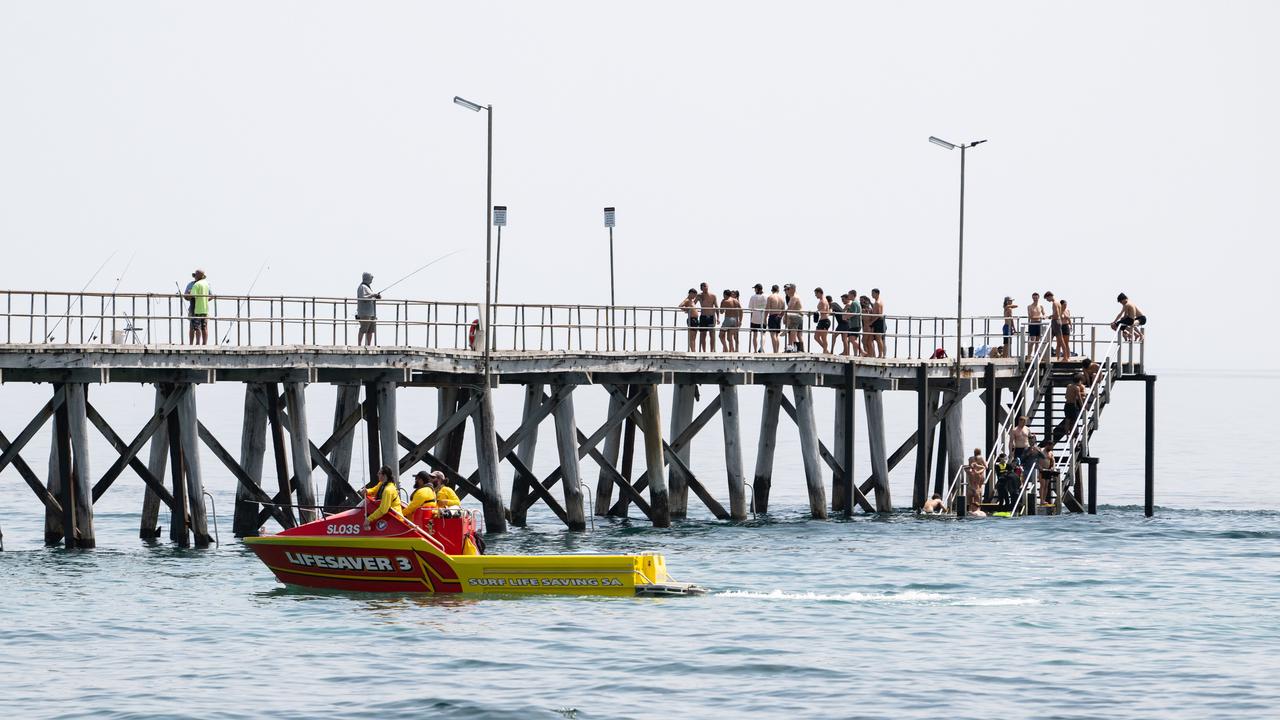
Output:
top-left (2, 371), bottom-right (1278, 719)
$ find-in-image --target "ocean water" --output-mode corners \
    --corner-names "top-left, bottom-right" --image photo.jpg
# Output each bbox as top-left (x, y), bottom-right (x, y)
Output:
top-left (2, 371), bottom-right (1279, 719)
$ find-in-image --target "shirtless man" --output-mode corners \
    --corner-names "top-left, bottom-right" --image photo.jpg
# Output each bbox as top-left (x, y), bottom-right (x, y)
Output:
top-left (869, 288), bottom-right (886, 358)
top-left (1056, 299), bottom-right (1073, 361)
top-left (747, 283), bottom-right (767, 352)
top-left (813, 287), bottom-right (831, 354)
top-left (1026, 292), bottom-right (1044, 360)
top-left (966, 448), bottom-right (988, 505)
top-left (697, 282), bottom-right (719, 352)
top-left (921, 493), bottom-right (947, 514)
top-left (1002, 296), bottom-right (1018, 357)
top-left (1010, 415), bottom-right (1032, 473)
top-left (719, 289), bottom-right (743, 352)
top-left (784, 284), bottom-right (804, 352)
top-left (765, 284), bottom-right (785, 353)
top-left (859, 295), bottom-right (874, 356)
top-left (1110, 292), bottom-right (1147, 340)
top-left (678, 289), bottom-right (699, 352)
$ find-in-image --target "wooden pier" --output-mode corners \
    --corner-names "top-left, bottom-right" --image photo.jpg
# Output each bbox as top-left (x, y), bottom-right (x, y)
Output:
top-left (0, 291), bottom-right (1153, 547)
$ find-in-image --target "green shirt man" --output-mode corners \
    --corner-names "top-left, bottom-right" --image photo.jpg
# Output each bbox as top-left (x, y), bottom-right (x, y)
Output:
top-left (192, 276), bottom-right (211, 317)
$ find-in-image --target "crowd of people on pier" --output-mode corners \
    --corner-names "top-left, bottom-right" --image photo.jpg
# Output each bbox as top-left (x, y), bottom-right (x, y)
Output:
top-left (672, 282), bottom-right (1148, 359)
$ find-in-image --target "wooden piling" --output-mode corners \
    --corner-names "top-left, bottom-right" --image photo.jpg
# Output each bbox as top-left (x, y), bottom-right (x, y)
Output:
top-left (53, 386), bottom-right (76, 548)
top-left (232, 384), bottom-right (268, 537)
top-left (141, 384), bottom-right (169, 539)
top-left (614, 386), bottom-right (639, 519)
top-left (1144, 376), bottom-right (1155, 517)
top-left (832, 388), bottom-right (848, 513)
top-left (944, 389), bottom-right (965, 508)
top-left (913, 364), bottom-right (931, 510)
top-left (326, 384), bottom-right (360, 507)
top-left (594, 384), bottom-right (625, 516)
top-left (66, 384), bottom-right (95, 548)
top-left (863, 389), bottom-right (893, 512)
top-left (363, 381), bottom-right (380, 484)
top-left (265, 384), bottom-right (295, 528)
top-left (472, 385), bottom-right (509, 533)
top-left (45, 397), bottom-right (65, 546)
top-left (719, 383), bottom-right (747, 521)
top-left (167, 399), bottom-right (188, 547)
top-left (374, 380), bottom-right (399, 475)
top-left (840, 364), bottom-right (856, 517)
top-left (668, 383), bottom-right (696, 518)
top-left (791, 385), bottom-right (828, 520)
top-left (752, 384), bottom-right (782, 514)
top-left (177, 384), bottom-right (211, 547)
top-left (442, 388), bottom-right (469, 471)
top-left (984, 364), bottom-right (998, 453)
top-left (511, 383), bottom-right (544, 525)
top-left (283, 382), bottom-right (318, 523)
top-left (550, 384), bottom-right (587, 531)
top-left (639, 384), bottom-right (670, 527)
top-left (1087, 458), bottom-right (1098, 514)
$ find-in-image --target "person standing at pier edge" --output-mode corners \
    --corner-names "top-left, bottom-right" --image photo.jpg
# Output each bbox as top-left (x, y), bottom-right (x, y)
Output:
top-left (1010, 415), bottom-right (1032, 470)
top-left (783, 284), bottom-right (804, 352)
top-left (356, 272), bottom-right (381, 347)
top-left (1002, 296), bottom-right (1018, 357)
top-left (1110, 292), bottom-right (1148, 340)
top-left (185, 269), bottom-right (211, 345)
top-left (679, 289), bottom-right (699, 352)
top-left (1026, 292), bottom-right (1044, 360)
top-left (832, 293), bottom-right (850, 356)
top-left (1056, 299), bottom-right (1073, 361)
top-left (747, 283), bottom-right (767, 352)
top-left (870, 288), bottom-right (886, 358)
top-left (1045, 291), bottom-right (1060, 356)
top-left (846, 290), bottom-right (862, 356)
top-left (859, 295), bottom-right (874, 356)
top-left (813, 288), bottom-right (831, 353)
top-left (765, 284), bottom-right (785, 353)
top-left (697, 282), bottom-right (719, 352)
top-left (719, 289), bottom-right (742, 352)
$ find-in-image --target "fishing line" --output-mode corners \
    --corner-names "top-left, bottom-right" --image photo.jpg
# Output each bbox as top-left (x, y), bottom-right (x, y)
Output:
top-left (46, 251), bottom-right (117, 341)
top-left (221, 262), bottom-right (269, 345)
top-left (88, 252), bottom-right (138, 342)
top-left (374, 249), bottom-right (460, 295)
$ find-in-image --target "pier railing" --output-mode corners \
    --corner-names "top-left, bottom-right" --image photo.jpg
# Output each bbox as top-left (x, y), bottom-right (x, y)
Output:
top-left (0, 289), bottom-right (1130, 362)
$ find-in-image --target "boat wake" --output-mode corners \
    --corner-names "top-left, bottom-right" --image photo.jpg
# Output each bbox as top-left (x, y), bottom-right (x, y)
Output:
top-left (716, 589), bottom-right (1041, 606)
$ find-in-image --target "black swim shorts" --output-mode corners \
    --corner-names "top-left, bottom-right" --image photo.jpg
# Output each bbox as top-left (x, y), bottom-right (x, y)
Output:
top-left (1028, 324), bottom-right (1042, 338)
top-left (872, 318), bottom-right (886, 334)
top-left (816, 319), bottom-right (831, 330)
top-left (699, 315), bottom-right (716, 328)
top-left (767, 315), bottom-right (782, 331)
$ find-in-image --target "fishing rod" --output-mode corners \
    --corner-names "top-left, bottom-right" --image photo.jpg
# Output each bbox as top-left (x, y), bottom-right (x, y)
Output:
top-left (375, 249), bottom-right (460, 295)
top-left (221, 262), bottom-right (269, 345)
top-left (46, 251), bottom-right (117, 342)
top-left (87, 252), bottom-right (138, 342)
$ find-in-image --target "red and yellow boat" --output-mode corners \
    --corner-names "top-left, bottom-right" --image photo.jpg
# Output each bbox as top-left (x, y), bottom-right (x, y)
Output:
top-left (244, 501), bottom-right (702, 597)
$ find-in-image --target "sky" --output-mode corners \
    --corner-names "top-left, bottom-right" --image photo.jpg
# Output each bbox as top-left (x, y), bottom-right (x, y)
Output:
top-left (1, 1), bottom-right (1276, 369)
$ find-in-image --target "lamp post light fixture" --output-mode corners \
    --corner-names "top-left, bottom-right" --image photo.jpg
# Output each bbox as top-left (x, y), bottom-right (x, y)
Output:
top-left (929, 134), bottom-right (987, 517)
top-left (452, 95), bottom-right (494, 373)
top-left (493, 205), bottom-right (507, 303)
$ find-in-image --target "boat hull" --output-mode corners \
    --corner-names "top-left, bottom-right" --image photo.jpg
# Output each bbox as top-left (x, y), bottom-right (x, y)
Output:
top-left (245, 534), bottom-right (696, 597)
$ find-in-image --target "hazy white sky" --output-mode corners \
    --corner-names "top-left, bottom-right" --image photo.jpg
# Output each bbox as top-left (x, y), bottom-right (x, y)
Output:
top-left (1, 1), bottom-right (1275, 368)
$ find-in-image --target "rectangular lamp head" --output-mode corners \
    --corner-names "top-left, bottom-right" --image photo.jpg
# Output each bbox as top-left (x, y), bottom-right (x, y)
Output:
top-left (493, 205), bottom-right (507, 227)
top-left (453, 96), bottom-right (483, 112)
top-left (603, 207), bottom-right (616, 228)
top-left (929, 136), bottom-right (957, 150)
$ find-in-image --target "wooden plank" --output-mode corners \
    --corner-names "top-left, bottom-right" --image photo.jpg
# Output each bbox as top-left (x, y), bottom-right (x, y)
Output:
top-left (551, 385), bottom-right (587, 531)
top-left (197, 421), bottom-right (291, 529)
top-left (752, 384), bottom-right (782, 514)
top-left (0, 395), bottom-right (59, 475)
top-left (91, 388), bottom-right (182, 500)
top-left (720, 383), bottom-right (747, 521)
top-left (0, 428), bottom-right (63, 515)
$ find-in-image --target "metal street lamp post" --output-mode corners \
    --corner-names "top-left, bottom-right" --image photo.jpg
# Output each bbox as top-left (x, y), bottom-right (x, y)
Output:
top-left (604, 207), bottom-right (616, 350)
top-left (929, 134), bottom-right (987, 517)
top-left (453, 95), bottom-right (494, 376)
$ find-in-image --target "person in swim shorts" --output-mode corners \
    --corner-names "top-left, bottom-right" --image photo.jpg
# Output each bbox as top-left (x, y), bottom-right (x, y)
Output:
top-left (813, 287), bottom-right (831, 353)
top-left (719, 289), bottom-right (742, 352)
top-left (747, 283), bottom-right (767, 352)
top-left (678, 288), bottom-right (699, 351)
top-left (1111, 292), bottom-right (1147, 340)
top-left (765, 284), bottom-right (785, 352)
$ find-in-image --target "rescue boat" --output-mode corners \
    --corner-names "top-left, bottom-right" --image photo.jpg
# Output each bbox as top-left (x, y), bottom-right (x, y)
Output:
top-left (243, 500), bottom-right (702, 597)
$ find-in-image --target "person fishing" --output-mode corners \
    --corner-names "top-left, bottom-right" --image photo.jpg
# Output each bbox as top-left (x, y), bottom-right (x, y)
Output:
top-left (356, 272), bottom-right (381, 346)
top-left (429, 471), bottom-right (460, 508)
top-left (404, 470), bottom-right (438, 519)
top-left (363, 466), bottom-right (403, 529)
top-left (183, 269), bottom-right (212, 345)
